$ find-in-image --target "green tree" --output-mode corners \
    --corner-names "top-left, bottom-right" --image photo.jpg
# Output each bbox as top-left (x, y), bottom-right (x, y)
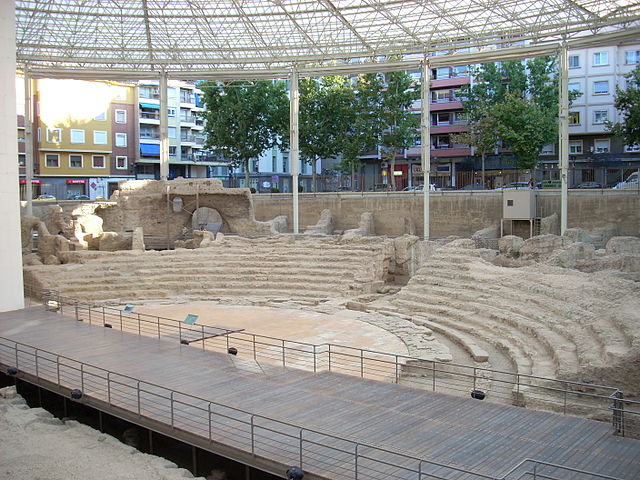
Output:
top-left (451, 115), bottom-right (500, 186)
top-left (199, 80), bottom-right (289, 187)
top-left (609, 65), bottom-right (640, 146)
top-left (380, 71), bottom-right (420, 190)
top-left (462, 57), bottom-right (561, 171)
top-left (299, 76), bottom-right (355, 192)
top-left (339, 73), bottom-right (385, 190)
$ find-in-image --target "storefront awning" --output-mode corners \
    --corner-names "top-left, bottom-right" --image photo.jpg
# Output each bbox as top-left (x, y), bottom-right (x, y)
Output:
top-left (139, 102), bottom-right (160, 109)
top-left (140, 143), bottom-right (160, 156)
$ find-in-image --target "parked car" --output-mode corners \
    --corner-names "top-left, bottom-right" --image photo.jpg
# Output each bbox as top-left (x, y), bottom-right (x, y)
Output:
top-left (501, 182), bottom-right (531, 189)
top-left (402, 184), bottom-right (438, 191)
top-left (67, 194), bottom-right (90, 200)
top-left (612, 172), bottom-right (639, 189)
top-left (461, 183), bottom-right (487, 190)
top-left (33, 194), bottom-right (56, 201)
top-left (573, 181), bottom-right (602, 189)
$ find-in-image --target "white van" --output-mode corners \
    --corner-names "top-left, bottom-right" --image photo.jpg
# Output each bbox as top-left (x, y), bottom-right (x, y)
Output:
top-left (613, 171), bottom-right (639, 189)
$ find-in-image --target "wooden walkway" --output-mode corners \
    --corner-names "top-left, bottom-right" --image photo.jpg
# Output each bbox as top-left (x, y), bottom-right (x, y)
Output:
top-left (1, 307), bottom-right (639, 480)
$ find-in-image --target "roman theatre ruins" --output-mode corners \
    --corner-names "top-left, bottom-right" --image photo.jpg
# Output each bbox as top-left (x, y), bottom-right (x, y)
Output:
top-left (20, 179), bottom-right (640, 419)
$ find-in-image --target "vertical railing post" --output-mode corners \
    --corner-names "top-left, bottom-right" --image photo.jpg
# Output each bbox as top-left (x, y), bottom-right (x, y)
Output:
top-left (179, 321), bottom-right (182, 343)
top-left (158, 317), bottom-right (161, 338)
top-left (75, 302), bottom-right (79, 320)
top-left (360, 349), bottom-right (364, 378)
top-left (473, 367), bottom-right (477, 391)
top-left (56, 355), bottom-right (60, 385)
top-left (138, 314), bottom-right (141, 335)
top-left (313, 345), bottom-right (317, 373)
top-left (282, 339), bottom-right (286, 367)
top-left (395, 355), bottom-right (399, 384)
top-left (88, 306), bottom-right (91, 324)
top-left (102, 306), bottom-right (106, 324)
top-left (208, 403), bottom-right (212, 442)
top-left (418, 460), bottom-right (423, 480)
top-left (80, 364), bottom-right (84, 392)
top-left (35, 350), bottom-right (39, 379)
top-left (563, 381), bottom-right (568, 415)
top-left (107, 372), bottom-right (111, 405)
top-left (354, 443), bottom-right (359, 480)
top-left (14, 344), bottom-right (18, 369)
top-left (119, 310), bottom-right (123, 330)
top-left (299, 429), bottom-right (303, 469)
top-left (328, 344), bottom-right (332, 371)
top-left (137, 381), bottom-right (141, 416)
top-left (253, 335), bottom-right (257, 360)
top-left (432, 361), bottom-right (436, 391)
top-left (250, 415), bottom-right (255, 456)
top-left (170, 391), bottom-right (174, 428)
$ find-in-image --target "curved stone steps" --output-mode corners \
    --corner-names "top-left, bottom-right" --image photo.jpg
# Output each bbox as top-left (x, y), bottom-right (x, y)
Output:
top-left (399, 281), bottom-right (599, 369)
top-left (390, 297), bottom-right (558, 379)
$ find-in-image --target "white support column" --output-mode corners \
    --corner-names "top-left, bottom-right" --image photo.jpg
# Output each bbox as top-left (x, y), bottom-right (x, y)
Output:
top-left (421, 57), bottom-right (431, 240)
top-left (0, 1), bottom-right (24, 311)
top-left (290, 68), bottom-right (300, 234)
top-left (24, 67), bottom-right (34, 215)
top-left (558, 43), bottom-right (569, 235)
top-left (159, 72), bottom-right (169, 181)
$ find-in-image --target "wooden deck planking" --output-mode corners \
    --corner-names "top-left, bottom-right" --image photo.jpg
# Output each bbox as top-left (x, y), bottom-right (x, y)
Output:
top-left (1, 308), bottom-right (640, 479)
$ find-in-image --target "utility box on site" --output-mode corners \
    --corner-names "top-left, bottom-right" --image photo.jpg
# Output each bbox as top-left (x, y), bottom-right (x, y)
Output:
top-left (501, 189), bottom-right (539, 239)
top-left (503, 189), bottom-right (536, 219)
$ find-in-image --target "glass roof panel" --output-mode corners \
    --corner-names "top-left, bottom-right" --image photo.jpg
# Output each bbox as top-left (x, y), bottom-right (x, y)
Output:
top-left (14, 0), bottom-right (640, 78)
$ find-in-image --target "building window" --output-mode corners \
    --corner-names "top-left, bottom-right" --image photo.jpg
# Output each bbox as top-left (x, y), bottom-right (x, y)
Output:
top-left (45, 153), bottom-right (59, 168)
top-left (18, 154), bottom-right (26, 166)
top-left (115, 133), bottom-right (127, 147)
top-left (167, 107), bottom-right (176, 117)
top-left (593, 52), bottom-right (608, 66)
top-left (541, 144), bottom-right (554, 155)
top-left (568, 82), bottom-right (582, 99)
top-left (593, 81), bottom-right (609, 95)
top-left (92, 155), bottom-right (105, 168)
top-left (625, 50), bottom-right (640, 65)
top-left (594, 139), bottom-right (610, 153)
top-left (568, 111), bottom-right (580, 125)
top-left (282, 154), bottom-right (289, 173)
top-left (69, 154), bottom-right (83, 168)
top-left (94, 130), bottom-right (108, 145)
top-left (624, 144), bottom-right (640, 152)
top-left (94, 111), bottom-right (106, 121)
top-left (115, 109), bottom-right (127, 124)
top-left (568, 55), bottom-right (580, 68)
top-left (169, 146), bottom-right (177, 156)
top-left (46, 128), bottom-right (61, 143)
top-left (168, 126), bottom-right (177, 138)
top-left (70, 129), bottom-right (85, 144)
top-left (593, 110), bottom-right (608, 124)
top-left (569, 140), bottom-right (583, 154)
top-left (116, 156), bottom-right (128, 169)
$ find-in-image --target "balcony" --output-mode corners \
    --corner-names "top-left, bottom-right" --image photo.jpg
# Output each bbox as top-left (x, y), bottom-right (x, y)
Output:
top-left (140, 132), bottom-right (160, 140)
top-left (181, 134), bottom-right (205, 145)
top-left (180, 94), bottom-right (196, 105)
top-left (140, 111), bottom-right (160, 120)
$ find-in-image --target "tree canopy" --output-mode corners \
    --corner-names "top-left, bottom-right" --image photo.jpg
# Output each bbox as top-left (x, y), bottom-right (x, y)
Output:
top-left (609, 64), bottom-right (640, 146)
top-left (462, 57), bottom-right (561, 170)
top-left (199, 80), bottom-right (289, 186)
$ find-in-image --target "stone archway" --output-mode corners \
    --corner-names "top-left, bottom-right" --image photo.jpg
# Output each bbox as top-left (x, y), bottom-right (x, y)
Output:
top-left (192, 206), bottom-right (225, 234)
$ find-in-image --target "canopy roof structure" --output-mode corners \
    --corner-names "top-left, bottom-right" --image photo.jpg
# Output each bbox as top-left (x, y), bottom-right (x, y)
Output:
top-left (15, 0), bottom-right (640, 80)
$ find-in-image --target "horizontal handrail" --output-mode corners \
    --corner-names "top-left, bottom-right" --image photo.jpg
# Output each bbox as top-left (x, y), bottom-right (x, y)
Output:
top-left (27, 287), bottom-right (640, 438)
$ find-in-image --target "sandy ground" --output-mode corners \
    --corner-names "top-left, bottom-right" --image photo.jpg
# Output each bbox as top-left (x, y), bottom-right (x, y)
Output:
top-left (135, 302), bottom-right (408, 355)
top-left (0, 386), bottom-right (204, 480)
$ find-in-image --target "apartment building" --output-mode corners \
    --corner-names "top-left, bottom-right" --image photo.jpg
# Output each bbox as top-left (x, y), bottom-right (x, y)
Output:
top-left (137, 80), bottom-right (218, 180)
top-left (21, 79), bottom-right (137, 199)
top-left (538, 44), bottom-right (640, 186)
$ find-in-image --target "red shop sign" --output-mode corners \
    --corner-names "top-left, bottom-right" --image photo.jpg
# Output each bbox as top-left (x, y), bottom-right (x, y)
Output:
top-left (66, 179), bottom-right (87, 184)
top-left (19, 179), bottom-right (42, 184)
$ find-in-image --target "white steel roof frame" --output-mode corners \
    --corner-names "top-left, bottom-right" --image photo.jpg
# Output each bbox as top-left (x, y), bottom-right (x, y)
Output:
top-left (14, 0), bottom-right (640, 80)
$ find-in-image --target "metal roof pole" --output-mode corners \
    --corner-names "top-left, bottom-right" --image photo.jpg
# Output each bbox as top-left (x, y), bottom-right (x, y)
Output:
top-left (558, 42), bottom-right (569, 235)
top-left (421, 57), bottom-right (431, 240)
top-left (24, 66), bottom-right (34, 215)
top-left (159, 71), bottom-right (169, 181)
top-left (290, 67), bottom-right (300, 234)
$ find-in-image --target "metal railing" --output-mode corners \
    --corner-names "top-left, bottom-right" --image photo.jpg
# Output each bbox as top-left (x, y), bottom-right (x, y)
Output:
top-left (29, 288), bottom-right (640, 439)
top-left (0, 335), bottom-right (626, 480)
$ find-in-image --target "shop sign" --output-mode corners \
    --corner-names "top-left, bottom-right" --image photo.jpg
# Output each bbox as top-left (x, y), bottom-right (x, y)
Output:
top-left (66, 179), bottom-right (87, 184)
top-left (19, 179), bottom-right (42, 184)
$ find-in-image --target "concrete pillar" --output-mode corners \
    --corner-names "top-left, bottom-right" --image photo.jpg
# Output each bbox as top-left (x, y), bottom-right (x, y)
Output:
top-left (290, 68), bottom-right (300, 234)
top-left (559, 43), bottom-right (569, 234)
top-left (24, 69), bottom-right (34, 214)
top-left (0, 1), bottom-right (25, 311)
top-left (421, 57), bottom-right (431, 240)
top-left (159, 72), bottom-right (169, 180)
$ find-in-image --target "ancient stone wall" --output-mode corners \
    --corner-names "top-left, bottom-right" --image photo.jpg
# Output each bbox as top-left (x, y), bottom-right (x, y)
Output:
top-left (252, 190), bottom-right (640, 237)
